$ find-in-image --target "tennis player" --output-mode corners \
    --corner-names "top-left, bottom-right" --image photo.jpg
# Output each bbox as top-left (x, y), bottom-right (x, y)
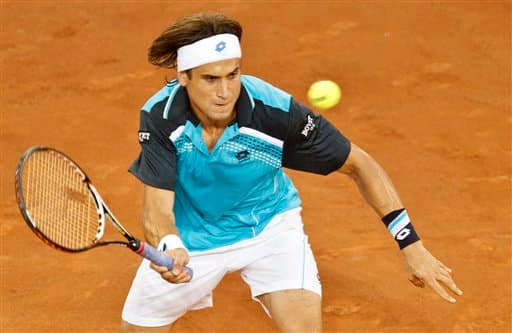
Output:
top-left (120, 12), bottom-right (462, 332)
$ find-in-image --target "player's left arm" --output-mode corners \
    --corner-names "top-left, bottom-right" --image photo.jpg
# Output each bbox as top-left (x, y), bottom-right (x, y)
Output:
top-left (338, 143), bottom-right (463, 303)
top-left (281, 100), bottom-right (463, 302)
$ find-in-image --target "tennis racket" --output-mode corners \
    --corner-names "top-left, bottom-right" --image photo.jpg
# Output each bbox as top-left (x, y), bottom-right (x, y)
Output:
top-left (14, 146), bottom-right (193, 278)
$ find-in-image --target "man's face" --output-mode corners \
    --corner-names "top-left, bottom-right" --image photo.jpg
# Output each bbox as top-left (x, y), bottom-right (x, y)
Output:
top-left (178, 58), bottom-right (241, 125)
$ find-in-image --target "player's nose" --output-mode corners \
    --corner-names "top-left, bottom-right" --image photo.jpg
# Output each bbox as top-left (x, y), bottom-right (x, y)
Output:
top-left (216, 79), bottom-right (230, 98)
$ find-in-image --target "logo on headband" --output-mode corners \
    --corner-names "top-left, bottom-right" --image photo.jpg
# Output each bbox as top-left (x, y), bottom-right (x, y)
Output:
top-left (215, 41), bottom-right (227, 53)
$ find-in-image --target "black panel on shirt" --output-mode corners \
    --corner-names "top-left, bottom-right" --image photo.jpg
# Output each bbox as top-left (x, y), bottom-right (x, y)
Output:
top-left (244, 99), bottom-right (290, 141)
top-left (282, 99), bottom-right (351, 175)
top-left (129, 100), bottom-right (179, 191)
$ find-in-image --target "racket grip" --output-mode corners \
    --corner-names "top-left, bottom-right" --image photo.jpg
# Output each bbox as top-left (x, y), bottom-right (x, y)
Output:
top-left (129, 239), bottom-right (193, 279)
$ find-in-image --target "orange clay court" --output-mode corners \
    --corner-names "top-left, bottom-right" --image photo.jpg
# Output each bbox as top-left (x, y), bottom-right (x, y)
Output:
top-left (0, 2), bottom-right (510, 333)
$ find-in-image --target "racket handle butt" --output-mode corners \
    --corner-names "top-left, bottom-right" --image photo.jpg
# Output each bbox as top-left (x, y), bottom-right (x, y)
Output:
top-left (130, 239), bottom-right (193, 279)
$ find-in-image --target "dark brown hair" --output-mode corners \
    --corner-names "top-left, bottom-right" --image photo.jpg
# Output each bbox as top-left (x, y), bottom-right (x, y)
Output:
top-left (148, 12), bottom-right (243, 69)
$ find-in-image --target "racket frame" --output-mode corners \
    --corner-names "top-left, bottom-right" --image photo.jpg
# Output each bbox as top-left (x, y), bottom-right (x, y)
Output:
top-left (14, 146), bottom-right (193, 278)
top-left (16, 146), bottom-right (87, 252)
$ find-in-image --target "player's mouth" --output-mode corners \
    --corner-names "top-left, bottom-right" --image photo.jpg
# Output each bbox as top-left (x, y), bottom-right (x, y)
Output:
top-left (213, 102), bottom-right (230, 108)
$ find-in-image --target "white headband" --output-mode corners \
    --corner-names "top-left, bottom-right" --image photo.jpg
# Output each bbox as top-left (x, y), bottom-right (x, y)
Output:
top-left (177, 33), bottom-right (241, 72)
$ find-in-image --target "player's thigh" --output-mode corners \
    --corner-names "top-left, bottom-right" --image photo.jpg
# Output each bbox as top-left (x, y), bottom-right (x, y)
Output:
top-left (240, 217), bottom-right (322, 300)
top-left (122, 256), bottom-right (226, 327)
top-left (119, 320), bottom-right (172, 332)
top-left (258, 289), bottom-right (322, 332)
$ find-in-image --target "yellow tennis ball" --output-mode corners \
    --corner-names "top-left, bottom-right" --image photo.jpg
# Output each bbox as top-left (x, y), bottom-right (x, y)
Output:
top-left (307, 80), bottom-right (342, 110)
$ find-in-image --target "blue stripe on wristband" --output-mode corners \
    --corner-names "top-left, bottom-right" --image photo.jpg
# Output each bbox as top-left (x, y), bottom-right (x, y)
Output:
top-left (388, 210), bottom-right (410, 238)
top-left (382, 209), bottom-right (420, 249)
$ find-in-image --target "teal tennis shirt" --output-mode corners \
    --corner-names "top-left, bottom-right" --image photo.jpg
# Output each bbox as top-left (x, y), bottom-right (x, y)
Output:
top-left (130, 75), bottom-right (351, 251)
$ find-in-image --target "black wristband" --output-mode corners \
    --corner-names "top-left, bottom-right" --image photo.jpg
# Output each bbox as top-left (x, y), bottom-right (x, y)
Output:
top-left (382, 209), bottom-right (421, 249)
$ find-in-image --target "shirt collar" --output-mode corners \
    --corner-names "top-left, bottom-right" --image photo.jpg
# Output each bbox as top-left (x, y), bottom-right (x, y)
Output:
top-left (235, 84), bottom-right (254, 127)
top-left (167, 85), bottom-right (200, 126)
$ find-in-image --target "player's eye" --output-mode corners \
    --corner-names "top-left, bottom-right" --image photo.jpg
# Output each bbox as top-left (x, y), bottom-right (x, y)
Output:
top-left (228, 70), bottom-right (239, 79)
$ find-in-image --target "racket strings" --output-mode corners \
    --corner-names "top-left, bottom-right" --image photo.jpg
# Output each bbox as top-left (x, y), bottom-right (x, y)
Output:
top-left (22, 150), bottom-right (100, 250)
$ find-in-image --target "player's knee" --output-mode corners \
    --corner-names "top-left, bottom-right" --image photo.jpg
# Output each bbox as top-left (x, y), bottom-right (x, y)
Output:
top-left (277, 317), bottom-right (321, 333)
top-left (264, 290), bottom-right (322, 332)
top-left (118, 320), bottom-right (172, 333)
top-left (118, 320), bottom-right (141, 333)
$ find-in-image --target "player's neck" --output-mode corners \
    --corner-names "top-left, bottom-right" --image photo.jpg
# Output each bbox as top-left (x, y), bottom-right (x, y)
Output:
top-left (193, 108), bottom-right (236, 151)
top-left (193, 109), bottom-right (236, 131)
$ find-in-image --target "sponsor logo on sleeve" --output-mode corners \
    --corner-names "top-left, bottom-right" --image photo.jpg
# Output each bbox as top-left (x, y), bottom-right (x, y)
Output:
top-left (138, 131), bottom-right (151, 144)
top-left (301, 114), bottom-right (316, 138)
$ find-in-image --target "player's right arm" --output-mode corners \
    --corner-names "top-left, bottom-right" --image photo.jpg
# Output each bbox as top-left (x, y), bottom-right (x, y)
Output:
top-left (142, 185), bottom-right (191, 284)
top-left (129, 86), bottom-right (190, 283)
top-left (141, 185), bottom-right (178, 247)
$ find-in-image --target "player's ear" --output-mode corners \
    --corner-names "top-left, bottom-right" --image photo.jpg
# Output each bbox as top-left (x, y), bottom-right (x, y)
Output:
top-left (177, 70), bottom-right (190, 86)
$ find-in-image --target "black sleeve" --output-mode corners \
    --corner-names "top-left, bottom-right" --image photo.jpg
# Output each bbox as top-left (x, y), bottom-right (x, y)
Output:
top-left (282, 99), bottom-right (351, 175)
top-left (129, 108), bottom-right (177, 190)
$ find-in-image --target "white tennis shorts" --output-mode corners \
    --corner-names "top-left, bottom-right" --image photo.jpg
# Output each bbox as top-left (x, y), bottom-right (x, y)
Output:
top-left (121, 207), bottom-right (321, 327)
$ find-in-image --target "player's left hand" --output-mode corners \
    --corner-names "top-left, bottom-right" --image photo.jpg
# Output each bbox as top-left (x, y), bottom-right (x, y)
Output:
top-left (401, 241), bottom-right (463, 303)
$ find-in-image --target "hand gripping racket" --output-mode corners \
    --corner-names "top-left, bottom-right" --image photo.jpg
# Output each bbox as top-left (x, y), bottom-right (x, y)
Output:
top-left (15, 146), bottom-right (193, 278)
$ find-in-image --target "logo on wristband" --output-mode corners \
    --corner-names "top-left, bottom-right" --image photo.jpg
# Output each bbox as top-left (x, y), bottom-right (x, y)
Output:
top-left (396, 228), bottom-right (411, 240)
